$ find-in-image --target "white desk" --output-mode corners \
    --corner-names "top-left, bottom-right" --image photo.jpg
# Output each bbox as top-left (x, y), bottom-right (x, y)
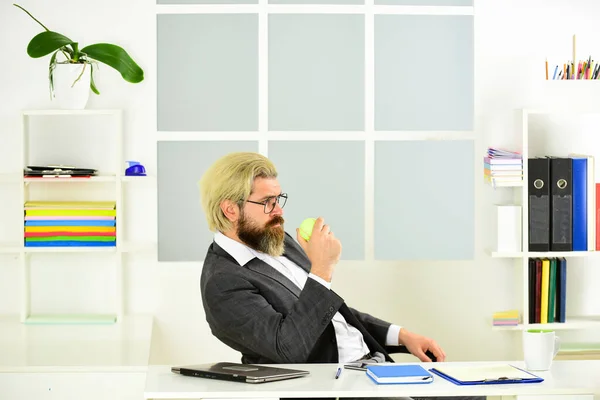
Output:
top-left (0, 315), bottom-right (153, 400)
top-left (144, 360), bottom-right (600, 400)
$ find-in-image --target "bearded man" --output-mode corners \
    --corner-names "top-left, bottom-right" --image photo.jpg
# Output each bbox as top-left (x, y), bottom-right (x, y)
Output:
top-left (198, 152), bottom-right (482, 400)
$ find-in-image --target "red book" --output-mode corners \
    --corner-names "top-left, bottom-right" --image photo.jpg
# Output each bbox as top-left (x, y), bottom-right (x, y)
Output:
top-left (597, 184), bottom-right (600, 250)
top-left (535, 259), bottom-right (542, 323)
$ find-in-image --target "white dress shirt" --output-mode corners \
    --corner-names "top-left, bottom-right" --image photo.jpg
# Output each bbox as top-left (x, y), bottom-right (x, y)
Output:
top-left (214, 232), bottom-right (401, 363)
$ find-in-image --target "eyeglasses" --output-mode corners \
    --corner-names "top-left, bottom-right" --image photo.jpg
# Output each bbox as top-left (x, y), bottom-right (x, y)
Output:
top-left (246, 193), bottom-right (288, 214)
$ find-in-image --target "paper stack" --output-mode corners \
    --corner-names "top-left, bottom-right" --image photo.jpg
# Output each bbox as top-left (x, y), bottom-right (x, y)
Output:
top-left (492, 309), bottom-right (520, 326)
top-left (484, 148), bottom-right (523, 187)
top-left (24, 201), bottom-right (117, 247)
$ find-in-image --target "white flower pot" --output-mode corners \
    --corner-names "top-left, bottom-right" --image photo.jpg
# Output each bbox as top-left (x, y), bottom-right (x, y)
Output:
top-left (52, 62), bottom-right (91, 109)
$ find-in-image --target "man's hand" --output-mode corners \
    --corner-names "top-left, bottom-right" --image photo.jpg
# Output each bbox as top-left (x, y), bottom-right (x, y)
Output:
top-left (296, 217), bottom-right (342, 282)
top-left (398, 328), bottom-right (446, 362)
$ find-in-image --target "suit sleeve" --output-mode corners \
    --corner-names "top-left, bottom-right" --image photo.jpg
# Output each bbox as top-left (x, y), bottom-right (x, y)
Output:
top-left (203, 271), bottom-right (344, 363)
top-left (348, 306), bottom-right (392, 347)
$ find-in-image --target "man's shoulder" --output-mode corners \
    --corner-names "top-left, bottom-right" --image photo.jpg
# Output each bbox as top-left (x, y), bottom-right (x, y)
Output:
top-left (203, 240), bottom-right (237, 269)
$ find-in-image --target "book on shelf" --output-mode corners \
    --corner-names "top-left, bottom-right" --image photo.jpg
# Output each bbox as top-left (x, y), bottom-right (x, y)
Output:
top-left (484, 148), bottom-right (523, 187)
top-left (492, 309), bottom-right (519, 326)
top-left (23, 201), bottom-right (116, 247)
top-left (528, 257), bottom-right (567, 324)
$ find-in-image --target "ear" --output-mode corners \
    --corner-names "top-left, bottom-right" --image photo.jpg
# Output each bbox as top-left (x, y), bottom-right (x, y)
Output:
top-left (220, 199), bottom-right (240, 223)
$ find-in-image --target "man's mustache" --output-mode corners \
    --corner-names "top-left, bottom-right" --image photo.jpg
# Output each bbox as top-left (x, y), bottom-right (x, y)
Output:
top-left (267, 216), bottom-right (285, 227)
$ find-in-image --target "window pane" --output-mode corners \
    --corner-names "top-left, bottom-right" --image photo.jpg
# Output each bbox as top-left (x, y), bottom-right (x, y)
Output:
top-left (269, 15), bottom-right (364, 131)
top-left (158, 14), bottom-right (258, 131)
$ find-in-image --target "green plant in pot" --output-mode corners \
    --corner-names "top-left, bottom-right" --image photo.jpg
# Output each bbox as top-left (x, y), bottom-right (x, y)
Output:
top-left (14, 3), bottom-right (144, 109)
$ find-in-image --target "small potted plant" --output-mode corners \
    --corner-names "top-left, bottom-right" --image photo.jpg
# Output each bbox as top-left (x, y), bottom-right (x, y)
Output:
top-left (14, 3), bottom-right (144, 109)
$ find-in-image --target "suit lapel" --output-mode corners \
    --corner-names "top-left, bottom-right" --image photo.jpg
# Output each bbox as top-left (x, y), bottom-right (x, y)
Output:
top-left (282, 233), bottom-right (311, 273)
top-left (245, 257), bottom-right (302, 298)
top-left (338, 303), bottom-right (393, 362)
top-left (245, 234), bottom-right (311, 298)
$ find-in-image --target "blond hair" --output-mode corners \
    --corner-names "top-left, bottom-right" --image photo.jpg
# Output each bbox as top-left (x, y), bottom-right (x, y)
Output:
top-left (199, 152), bottom-right (278, 232)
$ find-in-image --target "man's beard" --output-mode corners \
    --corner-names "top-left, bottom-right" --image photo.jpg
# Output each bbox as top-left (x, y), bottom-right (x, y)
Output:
top-left (237, 211), bottom-right (285, 257)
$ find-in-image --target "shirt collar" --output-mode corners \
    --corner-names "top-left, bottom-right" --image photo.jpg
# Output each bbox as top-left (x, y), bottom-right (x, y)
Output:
top-left (214, 231), bottom-right (262, 266)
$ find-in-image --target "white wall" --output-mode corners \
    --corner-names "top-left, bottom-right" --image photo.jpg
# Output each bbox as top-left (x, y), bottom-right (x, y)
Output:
top-left (1, 0), bottom-right (599, 365)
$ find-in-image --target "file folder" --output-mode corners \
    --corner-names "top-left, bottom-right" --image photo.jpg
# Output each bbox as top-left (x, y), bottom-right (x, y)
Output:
top-left (571, 157), bottom-right (587, 251)
top-left (429, 364), bottom-right (543, 386)
top-left (550, 157), bottom-right (573, 251)
top-left (555, 257), bottom-right (567, 323)
top-left (528, 158), bottom-right (550, 251)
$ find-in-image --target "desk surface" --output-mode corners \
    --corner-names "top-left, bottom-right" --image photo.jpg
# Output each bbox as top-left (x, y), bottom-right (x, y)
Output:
top-left (145, 360), bottom-right (600, 399)
top-left (0, 314), bottom-right (153, 372)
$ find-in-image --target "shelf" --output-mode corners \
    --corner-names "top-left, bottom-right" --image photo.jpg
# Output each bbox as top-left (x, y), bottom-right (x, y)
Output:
top-left (24, 314), bottom-right (117, 325)
top-left (0, 242), bottom-right (155, 254)
top-left (24, 176), bottom-right (117, 183)
top-left (121, 175), bottom-right (155, 183)
top-left (488, 250), bottom-right (599, 258)
top-left (22, 245), bottom-right (117, 254)
top-left (2, 174), bottom-right (153, 184)
top-left (22, 109), bottom-right (121, 116)
top-left (19, 176), bottom-right (153, 183)
top-left (0, 314), bottom-right (152, 370)
top-left (493, 316), bottom-right (600, 331)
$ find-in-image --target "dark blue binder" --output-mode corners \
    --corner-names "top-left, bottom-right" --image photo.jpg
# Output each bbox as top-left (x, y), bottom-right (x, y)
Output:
top-left (571, 157), bottom-right (588, 251)
top-left (429, 365), bottom-right (543, 386)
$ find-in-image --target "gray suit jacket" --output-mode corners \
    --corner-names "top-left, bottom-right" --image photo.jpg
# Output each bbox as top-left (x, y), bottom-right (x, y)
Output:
top-left (200, 232), bottom-right (398, 364)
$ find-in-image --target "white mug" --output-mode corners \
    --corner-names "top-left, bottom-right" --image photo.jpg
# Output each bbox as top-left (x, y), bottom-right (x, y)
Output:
top-left (522, 329), bottom-right (560, 371)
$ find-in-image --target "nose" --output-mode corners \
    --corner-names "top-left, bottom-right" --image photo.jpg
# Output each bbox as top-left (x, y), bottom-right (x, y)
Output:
top-left (271, 201), bottom-right (284, 216)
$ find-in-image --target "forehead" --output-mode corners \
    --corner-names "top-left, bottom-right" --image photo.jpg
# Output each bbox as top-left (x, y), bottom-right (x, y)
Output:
top-left (251, 177), bottom-right (281, 196)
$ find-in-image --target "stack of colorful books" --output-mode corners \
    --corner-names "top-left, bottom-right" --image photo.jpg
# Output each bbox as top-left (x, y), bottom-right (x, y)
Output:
top-left (484, 147), bottom-right (523, 187)
top-left (24, 201), bottom-right (116, 247)
top-left (492, 309), bottom-right (520, 326)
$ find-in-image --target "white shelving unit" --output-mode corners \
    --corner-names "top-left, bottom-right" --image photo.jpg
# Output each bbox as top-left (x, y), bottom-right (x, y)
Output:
top-left (490, 108), bottom-right (600, 332)
top-left (0, 109), bottom-right (156, 325)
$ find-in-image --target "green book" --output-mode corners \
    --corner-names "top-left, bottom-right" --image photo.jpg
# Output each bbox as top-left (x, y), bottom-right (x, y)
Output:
top-left (548, 258), bottom-right (557, 323)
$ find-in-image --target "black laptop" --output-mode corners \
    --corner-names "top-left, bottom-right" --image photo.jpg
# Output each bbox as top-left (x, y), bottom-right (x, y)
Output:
top-left (171, 362), bottom-right (310, 384)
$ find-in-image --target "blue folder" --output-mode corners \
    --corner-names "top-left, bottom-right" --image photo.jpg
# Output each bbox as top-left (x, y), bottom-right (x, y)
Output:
top-left (571, 157), bottom-right (587, 251)
top-left (429, 365), bottom-right (543, 386)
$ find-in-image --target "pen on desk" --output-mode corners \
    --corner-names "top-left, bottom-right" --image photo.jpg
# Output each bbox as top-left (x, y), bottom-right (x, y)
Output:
top-left (335, 367), bottom-right (342, 379)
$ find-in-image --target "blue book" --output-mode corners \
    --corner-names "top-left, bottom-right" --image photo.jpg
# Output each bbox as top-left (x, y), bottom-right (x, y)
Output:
top-left (571, 157), bottom-right (587, 251)
top-left (366, 365), bottom-right (433, 384)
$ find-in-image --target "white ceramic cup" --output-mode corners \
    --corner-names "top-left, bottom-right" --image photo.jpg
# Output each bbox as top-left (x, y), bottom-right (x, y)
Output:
top-left (522, 329), bottom-right (560, 371)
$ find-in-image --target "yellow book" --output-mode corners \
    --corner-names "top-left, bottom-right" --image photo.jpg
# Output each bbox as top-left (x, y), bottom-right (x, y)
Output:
top-left (24, 201), bottom-right (115, 209)
top-left (25, 209), bottom-right (116, 217)
top-left (540, 259), bottom-right (550, 324)
top-left (493, 310), bottom-right (519, 319)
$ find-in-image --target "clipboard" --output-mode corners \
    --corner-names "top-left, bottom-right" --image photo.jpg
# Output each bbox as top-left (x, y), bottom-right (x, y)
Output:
top-left (429, 364), bottom-right (543, 386)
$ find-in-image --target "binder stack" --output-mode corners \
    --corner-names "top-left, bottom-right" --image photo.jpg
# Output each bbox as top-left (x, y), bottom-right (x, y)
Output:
top-left (484, 148), bottom-right (523, 187)
top-left (528, 154), bottom-right (595, 252)
top-left (24, 201), bottom-right (117, 247)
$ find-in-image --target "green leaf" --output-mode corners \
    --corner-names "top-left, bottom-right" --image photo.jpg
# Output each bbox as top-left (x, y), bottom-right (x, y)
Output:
top-left (90, 63), bottom-right (100, 95)
top-left (80, 43), bottom-right (144, 83)
top-left (27, 31), bottom-right (74, 58)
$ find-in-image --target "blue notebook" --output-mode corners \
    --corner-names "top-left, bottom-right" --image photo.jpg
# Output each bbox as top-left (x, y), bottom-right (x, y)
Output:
top-left (429, 364), bottom-right (543, 385)
top-left (366, 365), bottom-right (433, 384)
